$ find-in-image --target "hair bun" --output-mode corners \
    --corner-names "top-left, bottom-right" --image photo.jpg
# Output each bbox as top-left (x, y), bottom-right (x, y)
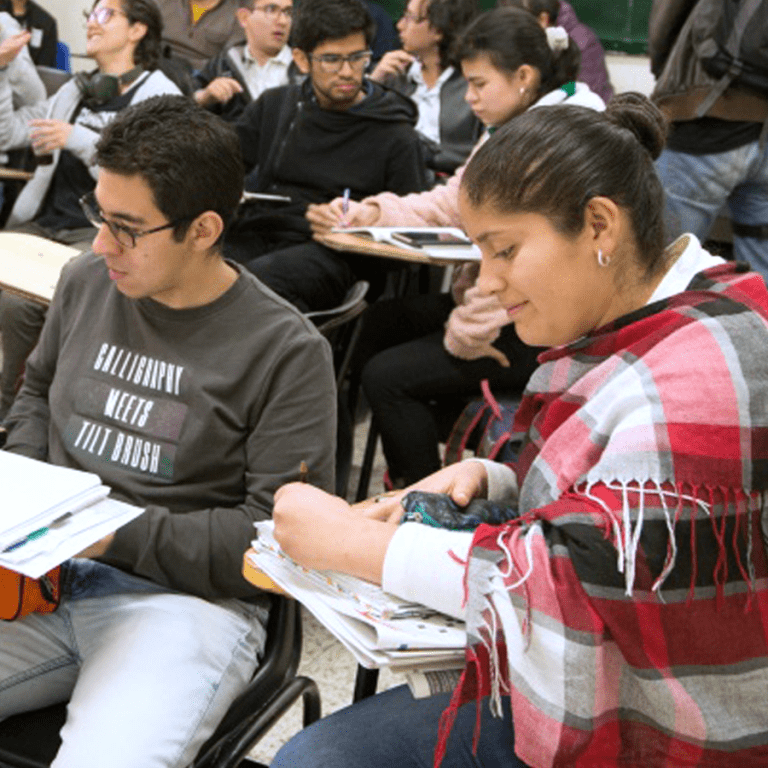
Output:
top-left (605, 92), bottom-right (667, 160)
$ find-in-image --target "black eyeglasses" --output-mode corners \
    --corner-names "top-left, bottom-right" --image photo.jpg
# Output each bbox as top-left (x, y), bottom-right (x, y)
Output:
top-left (79, 192), bottom-right (192, 249)
top-left (307, 50), bottom-right (372, 73)
top-left (253, 3), bottom-right (292, 19)
top-left (400, 10), bottom-right (427, 23)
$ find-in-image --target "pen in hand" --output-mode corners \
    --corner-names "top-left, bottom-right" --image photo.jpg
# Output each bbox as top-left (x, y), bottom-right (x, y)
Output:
top-left (340, 187), bottom-right (351, 227)
top-left (299, 460), bottom-right (309, 483)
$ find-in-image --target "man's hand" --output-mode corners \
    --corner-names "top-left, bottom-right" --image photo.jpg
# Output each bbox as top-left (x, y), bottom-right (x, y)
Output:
top-left (369, 50), bottom-right (415, 83)
top-left (443, 285), bottom-right (511, 366)
top-left (0, 30), bottom-right (31, 68)
top-left (193, 77), bottom-right (243, 108)
top-left (76, 532), bottom-right (115, 559)
top-left (355, 461), bottom-right (489, 523)
top-left (29, 119), bottom-right (73, 154)
top-left (306, 198), bottom-right (378, 235)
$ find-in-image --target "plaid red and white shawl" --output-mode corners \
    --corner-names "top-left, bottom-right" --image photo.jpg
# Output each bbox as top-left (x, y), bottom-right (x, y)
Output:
top-left (438, 263), bottom-right (768, 767)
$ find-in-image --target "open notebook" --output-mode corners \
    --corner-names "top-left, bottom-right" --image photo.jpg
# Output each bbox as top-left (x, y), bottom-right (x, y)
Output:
top-left (0, 452), bottom-right (143, 578)
top-left (0, 232), bottom-right (80, 304)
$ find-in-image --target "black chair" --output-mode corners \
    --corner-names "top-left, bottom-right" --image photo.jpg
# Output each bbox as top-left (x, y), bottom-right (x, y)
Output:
top-left (305, 280), bottom-right (369, 497)
top-left (0, 594), bottom-right (320, 768)
top-left (305, 279), bottom-right (369, 389)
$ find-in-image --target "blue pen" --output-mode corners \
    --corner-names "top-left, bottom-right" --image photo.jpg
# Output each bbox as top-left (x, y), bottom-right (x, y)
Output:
top-left (1, 512), bottom-right (73, 554)
top-left (3, 526), bottom-right (50, 553)
top-left (341, 187), bottom-right (351, 219)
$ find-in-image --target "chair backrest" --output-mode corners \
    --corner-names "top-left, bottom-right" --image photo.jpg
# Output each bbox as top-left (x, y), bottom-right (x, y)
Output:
top-left (35, 65), bottom-right (71, 98)
top-left (305, 280), bottom-right (369, 387)
top-left (55, 42), bottom-right (70, 73)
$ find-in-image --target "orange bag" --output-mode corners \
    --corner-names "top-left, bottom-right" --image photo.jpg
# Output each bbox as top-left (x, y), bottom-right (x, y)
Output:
top-left (0, 566), bottom-right (61, 620)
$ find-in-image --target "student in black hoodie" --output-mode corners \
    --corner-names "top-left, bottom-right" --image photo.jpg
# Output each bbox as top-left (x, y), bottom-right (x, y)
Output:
top-left (226, 0), bottom-right (429, 312)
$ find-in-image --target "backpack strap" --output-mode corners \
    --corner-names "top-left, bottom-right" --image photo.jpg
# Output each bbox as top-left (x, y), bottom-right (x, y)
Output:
top-left (696, 0), bottom-right (767, 118)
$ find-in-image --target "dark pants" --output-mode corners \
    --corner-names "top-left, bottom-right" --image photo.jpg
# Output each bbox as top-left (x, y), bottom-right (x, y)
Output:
top-left (356, 293), bottom-right (541, 486)
top-left (271, 684), bottom-right (527, 768)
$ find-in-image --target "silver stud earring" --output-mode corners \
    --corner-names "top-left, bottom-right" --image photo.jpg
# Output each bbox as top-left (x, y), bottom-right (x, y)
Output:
top-left (597, 249), bottom-right (610, 267)
top-left (519, 87), bottom-right (526, 95)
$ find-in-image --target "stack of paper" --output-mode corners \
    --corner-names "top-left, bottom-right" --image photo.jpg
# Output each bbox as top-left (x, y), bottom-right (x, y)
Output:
top-left (249, 521), bottom-right (466, 672)
top-left (0, 451), bottom-right (144, 578)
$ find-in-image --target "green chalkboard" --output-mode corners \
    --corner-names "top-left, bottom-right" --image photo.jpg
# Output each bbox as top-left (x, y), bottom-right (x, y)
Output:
top-left (371, 0), bottom-right (652, 55)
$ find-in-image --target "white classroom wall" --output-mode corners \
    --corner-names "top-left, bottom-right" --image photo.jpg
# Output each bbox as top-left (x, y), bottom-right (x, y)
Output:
top-left (36, 0), bottom-right (92, 71)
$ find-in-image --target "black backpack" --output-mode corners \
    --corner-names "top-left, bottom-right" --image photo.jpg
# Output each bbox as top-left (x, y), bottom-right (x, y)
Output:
top-left (693, 0), bottom-right (768, 117)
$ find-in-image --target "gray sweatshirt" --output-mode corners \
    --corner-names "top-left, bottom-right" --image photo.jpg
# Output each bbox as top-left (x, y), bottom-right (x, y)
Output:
top-left (5, 252), bottom-right (336, 599)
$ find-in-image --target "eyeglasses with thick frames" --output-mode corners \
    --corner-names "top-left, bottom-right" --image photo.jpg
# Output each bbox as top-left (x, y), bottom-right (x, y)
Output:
top-left (84, 6), bottom-right (127, 25)
top-left (307, 50), bottom-right (372, 73)
top-left (79, 193), bottom-right (193, 249)
top-left (253, 3), bottom-right (292, 20)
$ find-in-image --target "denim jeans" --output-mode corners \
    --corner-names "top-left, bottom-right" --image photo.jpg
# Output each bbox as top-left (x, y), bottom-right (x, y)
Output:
top-left (655, 142), bottom-right (768, 281)
top-left (0, 560), bottom-right (268, 768)
top-left (271, 684), bottom-right (528, 768)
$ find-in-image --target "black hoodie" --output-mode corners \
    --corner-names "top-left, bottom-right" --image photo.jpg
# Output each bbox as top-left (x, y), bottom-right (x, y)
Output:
top-left (230, 78), bottom-right (429, 247)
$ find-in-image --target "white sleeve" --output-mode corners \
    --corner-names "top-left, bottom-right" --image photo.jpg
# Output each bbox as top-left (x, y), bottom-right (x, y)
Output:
top-left (382, 522), bottom-right (472, 620)
top-left (471, 457), bottom-right (518, 501)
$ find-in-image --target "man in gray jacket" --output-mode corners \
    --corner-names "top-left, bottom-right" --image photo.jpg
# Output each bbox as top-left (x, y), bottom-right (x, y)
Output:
top-left (0, 94), bottom-right (336, 768)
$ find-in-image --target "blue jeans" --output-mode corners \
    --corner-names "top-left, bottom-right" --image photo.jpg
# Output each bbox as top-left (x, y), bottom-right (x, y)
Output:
top-left (0, 560), bottom-right (268, 768)
top-left (655, 142), bottom-right (768, 280)
top-left (271, 684), bottom-right (527, 768)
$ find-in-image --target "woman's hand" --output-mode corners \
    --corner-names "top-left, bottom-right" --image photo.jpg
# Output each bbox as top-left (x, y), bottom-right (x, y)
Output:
top-left (307, 198), bottom-right (378, 235)
top-left (357, 461), bottom-right (489, 523)
top-left (0, 30), bottom-right (30, 68)
top-left (273, 483), bottom-right (397, 582)
top-left (29, 119), bottom-right (73, 154)
top-left (369, 50), bottom-right (414, 83)
top-left (443, 285), bottom-right (511, 366)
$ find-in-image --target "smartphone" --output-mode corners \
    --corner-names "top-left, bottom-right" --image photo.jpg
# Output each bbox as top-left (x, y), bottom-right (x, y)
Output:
top-left (391, 231), bottom-right (472, 248)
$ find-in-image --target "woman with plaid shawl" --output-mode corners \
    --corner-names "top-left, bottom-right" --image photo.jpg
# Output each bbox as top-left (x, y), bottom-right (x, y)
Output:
top-left (270, 92), bottom-right (768, 768)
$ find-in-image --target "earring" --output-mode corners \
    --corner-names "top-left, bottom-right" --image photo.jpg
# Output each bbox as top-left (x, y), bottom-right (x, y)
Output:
top-left (519, 87), bottom-right (526, 95)
top-left (597, 249), bottom-right (610, 267)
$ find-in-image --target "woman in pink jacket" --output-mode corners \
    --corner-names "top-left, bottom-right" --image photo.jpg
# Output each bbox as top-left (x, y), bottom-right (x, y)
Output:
top-left (309, 6), bottom-right (604, 488)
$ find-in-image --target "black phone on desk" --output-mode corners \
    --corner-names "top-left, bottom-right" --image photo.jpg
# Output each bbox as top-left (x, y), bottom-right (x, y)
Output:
top-left (390, 231), bottom-right (472, 248)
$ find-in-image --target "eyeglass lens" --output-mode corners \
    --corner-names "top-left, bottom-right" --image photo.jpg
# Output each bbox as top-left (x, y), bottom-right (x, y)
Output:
top-left (313, 52), bottom-right (371, 72)
top-left (255, 4), bottom-right (292, 19)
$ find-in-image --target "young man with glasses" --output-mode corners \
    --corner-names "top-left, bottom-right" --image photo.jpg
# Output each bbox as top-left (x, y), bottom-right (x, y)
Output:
top-left (0, 0), bottom-right (180, 420)
top-left (226, 0), bottom-right (428, 312)
top-left (192, 0), bottom-right (298, 122)
top-left (0, 95), bottom-right (336, 768)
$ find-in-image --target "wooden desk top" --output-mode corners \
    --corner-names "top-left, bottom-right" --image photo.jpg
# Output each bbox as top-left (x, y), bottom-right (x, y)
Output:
top-left (316, 231), bottom-right (476, 267)
top-left (243, 548), bottom-right (288, 595)
top-left (0, 168), bottom-right (34, 181)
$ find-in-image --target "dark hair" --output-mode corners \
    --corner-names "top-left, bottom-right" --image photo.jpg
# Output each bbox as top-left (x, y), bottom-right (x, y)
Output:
top-left (95, 95), bottom-right (244, 245)
top-left (290, 0), bottom-right (374, 53)
top-left (118, 0), bottom-right (163, 70)
top-left (461, 93), bottom-right (669, 277)
top-left (500, 0), bottom-right (560, 23)
top-left (424, 0), bottom-right (479, 69)
top-left (452, 6), bottom-right (580, 97)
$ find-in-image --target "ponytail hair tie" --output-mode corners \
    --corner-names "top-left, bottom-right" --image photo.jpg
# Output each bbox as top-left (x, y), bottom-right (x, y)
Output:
top-left (546, 26), bottom-right (569, 52)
